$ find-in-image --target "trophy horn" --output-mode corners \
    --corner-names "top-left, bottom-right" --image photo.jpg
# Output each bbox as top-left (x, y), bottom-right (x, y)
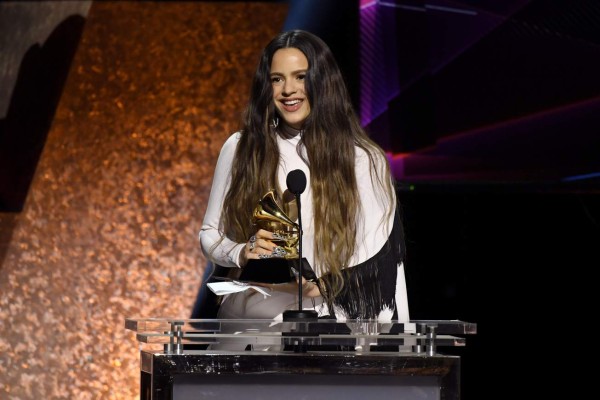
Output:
top-left (252, 190), bottom-right (298, 229)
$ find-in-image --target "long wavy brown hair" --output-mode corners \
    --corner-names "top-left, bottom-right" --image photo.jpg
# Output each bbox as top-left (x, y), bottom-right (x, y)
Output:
top-left (221, 30), bottom-right (395, 299)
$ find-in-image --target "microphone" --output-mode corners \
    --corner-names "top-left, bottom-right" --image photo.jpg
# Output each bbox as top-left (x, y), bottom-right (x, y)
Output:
top-left (286, 169), bottom-right (307, 195)
top-left (283, 169), bottom-right (317, 321)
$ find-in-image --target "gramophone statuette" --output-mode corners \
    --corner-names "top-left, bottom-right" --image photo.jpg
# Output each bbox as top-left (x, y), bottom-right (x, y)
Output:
top-left (252, 190), bottom-right (299, 259)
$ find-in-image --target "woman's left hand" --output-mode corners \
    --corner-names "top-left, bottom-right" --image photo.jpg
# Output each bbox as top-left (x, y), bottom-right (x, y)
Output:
top-left (240, 229), bottom-right (283, 266)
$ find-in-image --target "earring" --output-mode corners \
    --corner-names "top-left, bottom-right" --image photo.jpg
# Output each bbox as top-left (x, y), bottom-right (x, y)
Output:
top-left (271, 116), bottom-right (279, 128)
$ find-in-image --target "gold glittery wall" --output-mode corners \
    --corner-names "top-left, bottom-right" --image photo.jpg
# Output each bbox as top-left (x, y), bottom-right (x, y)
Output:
top-left (0, 2), bottom-right (287, 399)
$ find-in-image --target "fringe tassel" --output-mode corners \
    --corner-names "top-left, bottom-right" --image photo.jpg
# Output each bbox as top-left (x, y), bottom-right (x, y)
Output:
top-left (320, 209), bottom-right (405, 320)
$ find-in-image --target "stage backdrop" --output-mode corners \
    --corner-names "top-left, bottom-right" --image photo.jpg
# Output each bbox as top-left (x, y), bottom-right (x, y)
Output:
top-left (0, 2), bottom-right (288, 398)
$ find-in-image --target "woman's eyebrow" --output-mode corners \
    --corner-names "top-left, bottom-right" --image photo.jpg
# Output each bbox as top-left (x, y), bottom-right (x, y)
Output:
top-left (270, 69), bottom-right (307, 76)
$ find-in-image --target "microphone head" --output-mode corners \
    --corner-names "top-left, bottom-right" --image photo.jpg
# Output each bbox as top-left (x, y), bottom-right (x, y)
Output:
top-left (286, 169), bottom-right (307, 195)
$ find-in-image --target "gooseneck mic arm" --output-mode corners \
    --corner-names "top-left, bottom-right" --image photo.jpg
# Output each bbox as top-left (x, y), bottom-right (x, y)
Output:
top-left (283, 169), bottom-right (317, 321)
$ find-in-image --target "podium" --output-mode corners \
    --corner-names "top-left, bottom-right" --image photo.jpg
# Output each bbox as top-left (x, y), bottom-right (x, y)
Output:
top-left (125, 319), bottom-right (476, 400)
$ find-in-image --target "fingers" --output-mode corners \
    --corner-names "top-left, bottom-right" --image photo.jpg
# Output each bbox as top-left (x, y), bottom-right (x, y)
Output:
top-left (245, 229), bottom-right (288, 260)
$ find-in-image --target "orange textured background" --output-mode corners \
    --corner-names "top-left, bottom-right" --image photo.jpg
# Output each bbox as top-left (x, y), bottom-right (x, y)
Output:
top-left (0, 2), bottom-right (287, 398)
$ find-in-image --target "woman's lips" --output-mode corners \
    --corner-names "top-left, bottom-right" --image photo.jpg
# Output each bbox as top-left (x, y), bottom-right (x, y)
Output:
top-left (280, 99), bottom-right (303, 112)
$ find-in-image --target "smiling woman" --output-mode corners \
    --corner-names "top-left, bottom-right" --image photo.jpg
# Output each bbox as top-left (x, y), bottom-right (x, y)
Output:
top-left (199, 30), bottom-right (410, 324)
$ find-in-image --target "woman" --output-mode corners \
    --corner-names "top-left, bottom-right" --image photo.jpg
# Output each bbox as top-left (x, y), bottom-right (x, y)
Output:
top-left (199, 30), bottom-right (409, 322)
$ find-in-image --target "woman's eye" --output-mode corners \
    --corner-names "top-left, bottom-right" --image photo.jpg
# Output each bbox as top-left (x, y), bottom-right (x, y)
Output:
top-left (271, 77), bottom-right (282, 84)
top-left (297, 74), bottom-right (306, 81)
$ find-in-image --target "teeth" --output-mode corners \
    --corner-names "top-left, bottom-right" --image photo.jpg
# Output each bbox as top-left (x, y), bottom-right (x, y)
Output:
top-left (283, 100), bottom-right (301, 106)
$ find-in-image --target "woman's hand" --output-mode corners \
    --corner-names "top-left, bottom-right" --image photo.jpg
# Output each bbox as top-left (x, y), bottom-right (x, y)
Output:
top-left (239, 229), bottom-right (287, 266)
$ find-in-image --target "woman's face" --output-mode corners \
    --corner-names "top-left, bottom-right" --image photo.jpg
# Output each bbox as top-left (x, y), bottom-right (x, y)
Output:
top-left (270, 47), bottom-right (311, 130)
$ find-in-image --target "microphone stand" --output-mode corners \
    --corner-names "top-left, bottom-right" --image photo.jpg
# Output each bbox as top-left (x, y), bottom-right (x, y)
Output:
top-left (283, 190), bottom-right (318, 322)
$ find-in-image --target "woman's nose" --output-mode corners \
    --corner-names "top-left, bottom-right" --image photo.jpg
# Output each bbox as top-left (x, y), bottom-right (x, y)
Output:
top-left (282, 80), bottom-right (297, 96)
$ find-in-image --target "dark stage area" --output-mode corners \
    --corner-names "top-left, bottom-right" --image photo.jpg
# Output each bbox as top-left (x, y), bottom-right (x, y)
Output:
top-left (399, 187), bottom-right (599, 398)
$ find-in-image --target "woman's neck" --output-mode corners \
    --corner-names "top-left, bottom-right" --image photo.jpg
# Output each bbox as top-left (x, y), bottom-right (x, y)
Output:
top-left (278, 121), bottom-right (303, 139)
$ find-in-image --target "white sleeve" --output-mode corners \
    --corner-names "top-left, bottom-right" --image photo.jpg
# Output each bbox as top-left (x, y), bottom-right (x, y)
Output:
top-left (198, 133), bottom-right (245, 268)
top-left (352, 147), bottom-right (395, 264)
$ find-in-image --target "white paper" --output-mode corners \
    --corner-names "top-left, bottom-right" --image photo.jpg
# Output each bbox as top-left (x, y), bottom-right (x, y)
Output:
top-left (207, 281), bottom-right (271, 298)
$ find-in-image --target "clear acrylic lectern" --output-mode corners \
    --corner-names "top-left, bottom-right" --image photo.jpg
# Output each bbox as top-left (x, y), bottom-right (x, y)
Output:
top-left (125, 318), bottom-right (476, 400)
